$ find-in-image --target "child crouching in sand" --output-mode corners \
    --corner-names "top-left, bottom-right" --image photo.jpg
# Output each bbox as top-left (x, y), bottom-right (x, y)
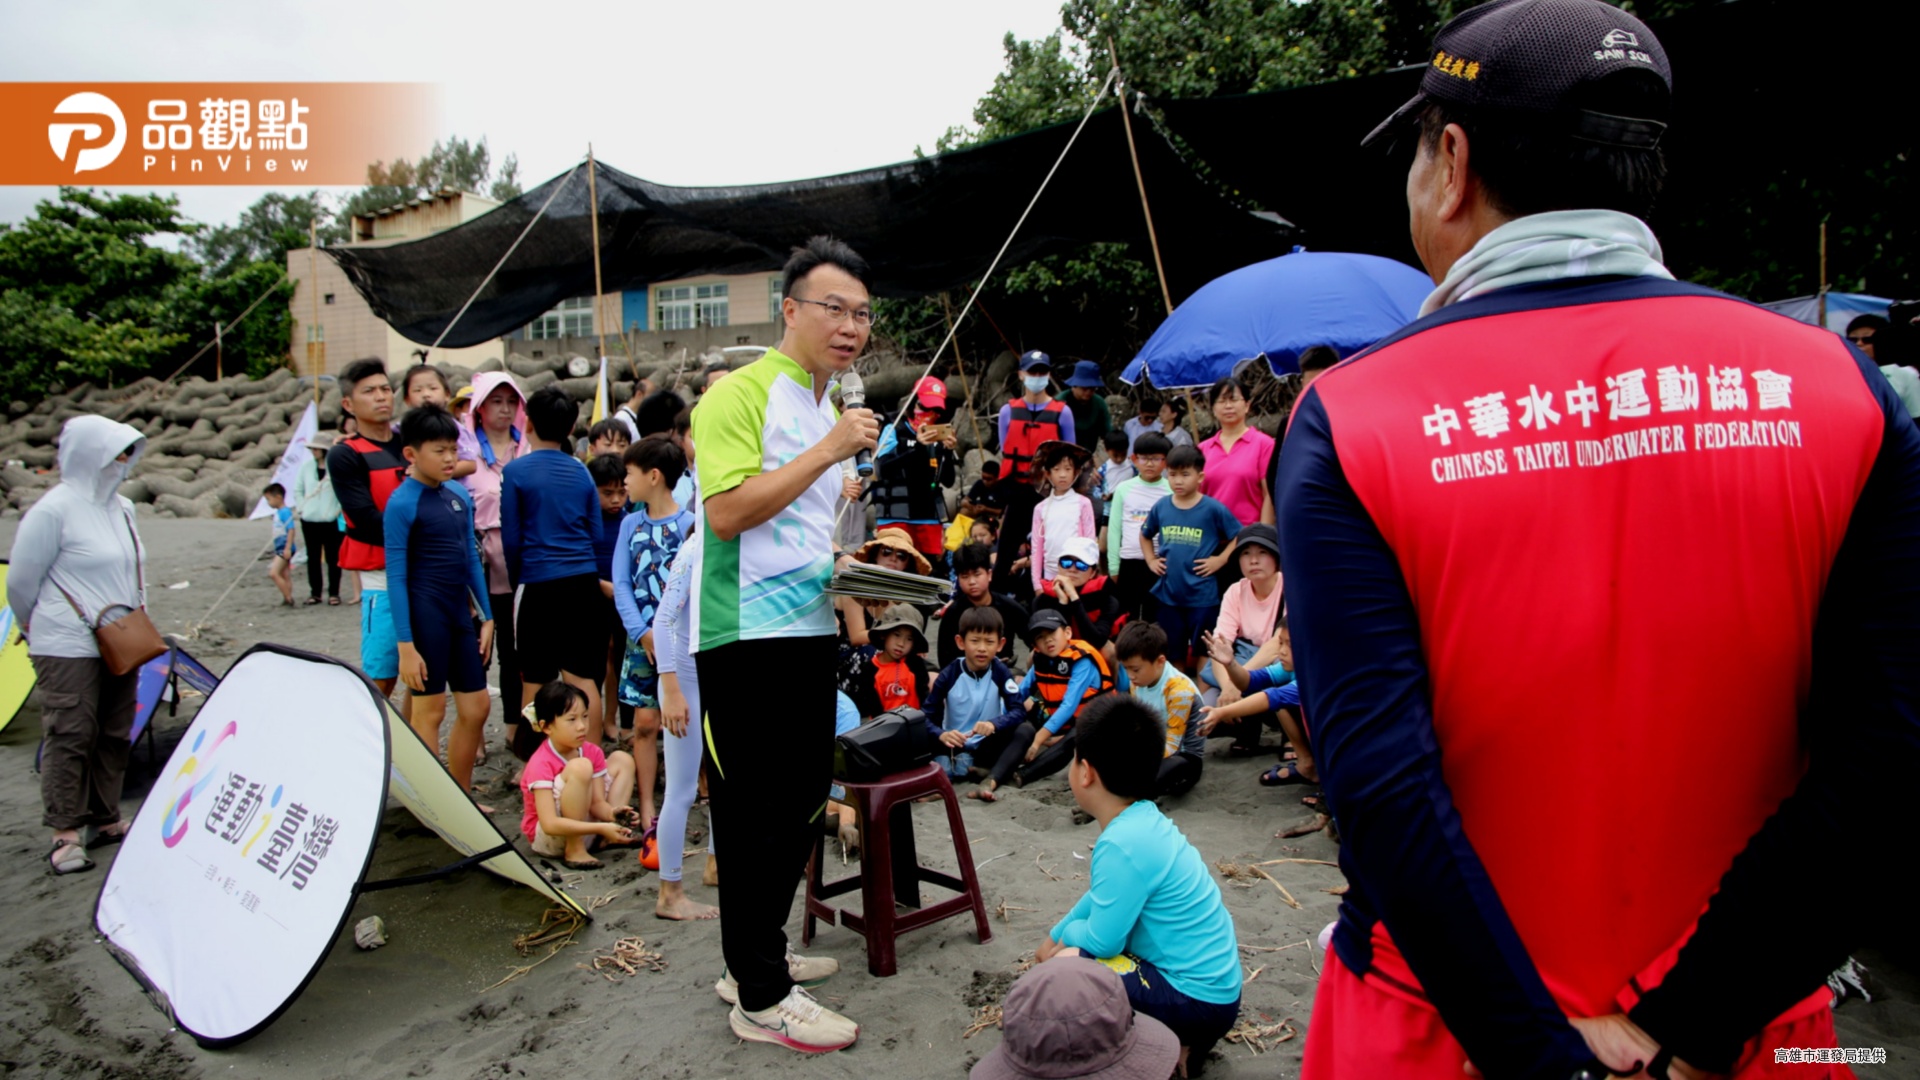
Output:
top-left (1036, 693), bottom-right (1242, 1075)
top-left (519, 681), bottom-right (638, 869)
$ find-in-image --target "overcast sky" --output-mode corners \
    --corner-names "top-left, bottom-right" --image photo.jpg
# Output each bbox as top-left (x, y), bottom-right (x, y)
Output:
top-left (0, 0), bottom-right (1067, 234)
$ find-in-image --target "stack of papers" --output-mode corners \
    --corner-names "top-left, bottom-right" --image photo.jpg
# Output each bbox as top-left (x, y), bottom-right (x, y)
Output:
top-left (827, 562), bottom-right (953, 605)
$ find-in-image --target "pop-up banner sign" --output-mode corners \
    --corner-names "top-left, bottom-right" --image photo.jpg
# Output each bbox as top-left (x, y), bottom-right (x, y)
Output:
top-left (94, 644), bottom-right (583, 1047)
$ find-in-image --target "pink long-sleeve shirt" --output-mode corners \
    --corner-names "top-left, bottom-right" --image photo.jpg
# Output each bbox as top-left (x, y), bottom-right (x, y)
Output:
top-left (1030, 490), bottom-right (1096, 591)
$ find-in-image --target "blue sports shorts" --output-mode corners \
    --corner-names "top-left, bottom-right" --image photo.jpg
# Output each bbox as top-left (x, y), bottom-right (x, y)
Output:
top-left (360, 589), bottom-right (400, 680)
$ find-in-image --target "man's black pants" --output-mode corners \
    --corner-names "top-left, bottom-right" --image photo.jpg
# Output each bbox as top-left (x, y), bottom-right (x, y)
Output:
top-left (696, 634), bottom-right (837, 1013)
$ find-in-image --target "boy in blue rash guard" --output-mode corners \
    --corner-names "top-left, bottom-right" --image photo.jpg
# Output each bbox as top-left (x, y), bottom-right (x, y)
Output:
top-left (613, 434), bottom-right (694, 831)
top-left (386, 404), bottom-right (496, 803)
top-left (502, 385), bottom-right (606, 740)
top-left (1036, 694), bottom-right (1241, 1073)
top-left (922, 605), bottom-right (1026, 779)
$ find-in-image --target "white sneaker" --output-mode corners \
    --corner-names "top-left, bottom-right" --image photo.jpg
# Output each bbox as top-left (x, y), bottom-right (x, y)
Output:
top-left (728, 986), bottom-right (858, 1053)
top-left (714, 947), bottom-right (840, 1004)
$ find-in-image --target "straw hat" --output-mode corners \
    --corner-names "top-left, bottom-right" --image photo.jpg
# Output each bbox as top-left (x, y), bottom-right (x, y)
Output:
top-left (855, 526), bottom-right (932, 576)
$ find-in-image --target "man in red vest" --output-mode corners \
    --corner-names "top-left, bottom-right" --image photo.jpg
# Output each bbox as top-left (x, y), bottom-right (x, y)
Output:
top-left (1278, 1), bottom-right (1920, 1077)
top-left (327, 358), bottom-right (408, 697)
top-left (993, 351), bottom-right (1074, 594)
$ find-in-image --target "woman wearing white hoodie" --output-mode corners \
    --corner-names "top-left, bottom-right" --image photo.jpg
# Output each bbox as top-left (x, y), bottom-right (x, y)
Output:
top-left (6, 414), bottom-right (148, 875)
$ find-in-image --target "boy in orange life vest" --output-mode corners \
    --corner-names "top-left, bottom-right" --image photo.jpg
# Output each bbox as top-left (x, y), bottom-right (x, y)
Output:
top-left (968, 608), bottom-right (1117, 801)
top-left (850, 604), bottom-right (932, 719)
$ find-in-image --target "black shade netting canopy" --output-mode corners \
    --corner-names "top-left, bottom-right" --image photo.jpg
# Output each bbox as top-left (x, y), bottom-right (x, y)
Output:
top-left (328, 108), bottom-right (1296, 349)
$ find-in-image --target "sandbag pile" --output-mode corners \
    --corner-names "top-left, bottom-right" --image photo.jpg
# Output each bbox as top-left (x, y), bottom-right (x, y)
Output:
top-left (0, 345), bottom-right (1185, 519)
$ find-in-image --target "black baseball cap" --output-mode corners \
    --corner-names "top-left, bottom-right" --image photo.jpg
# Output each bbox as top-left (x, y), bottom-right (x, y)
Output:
top-left (1362, 0), bottom-right (1671, 151)
top-left (1024, 607), bottom-right (1069, 642)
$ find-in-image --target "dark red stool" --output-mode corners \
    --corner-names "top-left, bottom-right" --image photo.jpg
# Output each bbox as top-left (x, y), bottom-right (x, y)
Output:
top-left (803, 762), bottom-right (993, 976)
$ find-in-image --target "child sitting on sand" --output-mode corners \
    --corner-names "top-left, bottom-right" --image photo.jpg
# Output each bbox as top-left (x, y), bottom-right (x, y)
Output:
top-left (1036, 693), bottom-right (1242, 1074)
top-left (971, 608), bottom-right (1117, 800)
top-left (922, 606), bottom-right (1024, 778)
top-left (850, 604), bottom-right (932, 719)
top-left (519, 681), bottom-right (638, 869)
top-left (1113, 621), bottom-right (1203, 798)
top-left (264, 482), bottom-right (298, 606)
top-left (1198, 625), bottom-right (1316, 787)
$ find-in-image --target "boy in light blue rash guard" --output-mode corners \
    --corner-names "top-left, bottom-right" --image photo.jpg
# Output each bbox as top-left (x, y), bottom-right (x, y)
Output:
top-left (1035, 693), bottom-right (1241, 1071)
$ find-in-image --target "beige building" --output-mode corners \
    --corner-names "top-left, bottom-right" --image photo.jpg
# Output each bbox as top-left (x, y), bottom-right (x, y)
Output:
top-left (290, 189), bottom-right (790, 377)
top-left (286, 190), bottom-right (505, 376)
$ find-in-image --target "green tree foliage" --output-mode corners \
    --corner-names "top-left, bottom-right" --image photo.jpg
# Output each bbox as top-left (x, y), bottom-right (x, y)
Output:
top-left (191, 191), bottom-right (346, 278)
top-left (0, 189), bottom-right (294, 398)
top-left (341, 136), bottom-right (523, 222)
top-left (917, 1), bottom-right (1471, 370)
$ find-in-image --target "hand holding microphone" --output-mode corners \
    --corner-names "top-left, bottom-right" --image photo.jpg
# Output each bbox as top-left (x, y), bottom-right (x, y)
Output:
top-left (834, 371), bottom-right (880, 477)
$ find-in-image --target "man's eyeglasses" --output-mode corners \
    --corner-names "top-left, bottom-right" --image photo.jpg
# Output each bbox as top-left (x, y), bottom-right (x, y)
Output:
top-left (1057, 556), bottom-right (1093, 572)
top-left (793, 297), bottom-right (875, 327)
top-left (1848, 333), bottom-right (1877, 345)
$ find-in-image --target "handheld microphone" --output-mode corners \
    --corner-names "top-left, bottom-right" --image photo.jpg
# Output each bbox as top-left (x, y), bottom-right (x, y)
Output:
top-left (840, 370), bottom-right (874, 478)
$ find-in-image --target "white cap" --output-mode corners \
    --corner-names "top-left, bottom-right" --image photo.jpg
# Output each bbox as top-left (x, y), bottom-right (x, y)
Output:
top-left (1058, 536), bottom-right (1100, 568)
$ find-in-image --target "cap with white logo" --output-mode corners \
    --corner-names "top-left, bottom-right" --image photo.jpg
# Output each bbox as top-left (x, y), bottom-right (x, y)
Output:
top-left (1363, 0), bottom-right (1671, 151)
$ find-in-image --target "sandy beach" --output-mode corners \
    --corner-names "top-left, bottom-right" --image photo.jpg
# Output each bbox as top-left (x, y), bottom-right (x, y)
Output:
top-left (1, 516), bottom-right (1915, 1080)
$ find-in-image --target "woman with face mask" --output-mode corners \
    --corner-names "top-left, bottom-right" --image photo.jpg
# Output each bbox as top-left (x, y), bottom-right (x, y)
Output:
top-left (993, 352), bottom-right (1076, 596)
top-left (7, 415), bottom-right (150, 875)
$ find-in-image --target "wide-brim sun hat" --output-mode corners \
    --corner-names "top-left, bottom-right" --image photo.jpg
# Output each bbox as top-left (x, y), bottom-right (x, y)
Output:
top-left (1032, 440), bottom-right (1092, 472)
top-left (868, 603), bottom-right (929, 654)
top-left (1064, 360), bottom-right (1105, 389)
top-left (855, 526), bottom-right (933, 576)
top-left (970, 957), bottom-right (1181, 1080)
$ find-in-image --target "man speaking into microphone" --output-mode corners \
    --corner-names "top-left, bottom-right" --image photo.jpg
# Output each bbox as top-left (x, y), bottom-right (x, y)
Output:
top-left (690, 236), bottom-right (879, 1053)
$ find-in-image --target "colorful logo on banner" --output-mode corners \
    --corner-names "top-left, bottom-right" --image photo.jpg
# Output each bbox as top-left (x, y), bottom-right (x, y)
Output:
top-left (160, 721), bottom-right (236, 847)
top-left (0, 83), bottom-right (437, 185)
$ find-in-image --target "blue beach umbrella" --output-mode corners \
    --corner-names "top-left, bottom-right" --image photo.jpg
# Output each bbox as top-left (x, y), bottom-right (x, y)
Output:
top-left (1121, 250), bottom-right (1432, 389)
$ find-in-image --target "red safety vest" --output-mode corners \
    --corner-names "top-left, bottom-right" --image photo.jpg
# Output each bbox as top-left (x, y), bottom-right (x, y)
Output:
top-left (337, 434), bottom-right (407, 572)
top-left (1031, 638), bottom-right (1115, 724)
top-left (1001, 399), bottom-right (1067, 482)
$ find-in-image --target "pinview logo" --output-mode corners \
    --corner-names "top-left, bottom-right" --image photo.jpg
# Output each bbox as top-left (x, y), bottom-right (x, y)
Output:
top-left (48, 91), bottom-right (126, 174)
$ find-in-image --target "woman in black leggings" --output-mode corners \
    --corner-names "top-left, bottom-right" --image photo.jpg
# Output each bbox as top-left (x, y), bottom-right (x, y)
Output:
top-left (289, 435), bottom-right (345, 603)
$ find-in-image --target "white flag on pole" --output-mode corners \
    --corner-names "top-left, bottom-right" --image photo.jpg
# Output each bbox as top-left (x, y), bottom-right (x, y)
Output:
top-left (249, 401), bottom-right (319, 520)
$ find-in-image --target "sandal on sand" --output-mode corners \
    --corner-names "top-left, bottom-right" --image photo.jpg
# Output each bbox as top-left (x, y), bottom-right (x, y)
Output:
top-left (304, 596), bottom-right (322, 606)
top-left (1226, 742), bottom-right (1265, 758)
top-left (564, 857), bottom-right (604, 870)
top-left (328, 596), bottom-right (342, 606)
top-left (966, 787), bottom-right (999, 803)
top-left (84, 823), bottom-right (129, 850)
top-left (1261, 763), bottom-right (1314, 786)
top-left (49, 840), bottom-right (94, 876)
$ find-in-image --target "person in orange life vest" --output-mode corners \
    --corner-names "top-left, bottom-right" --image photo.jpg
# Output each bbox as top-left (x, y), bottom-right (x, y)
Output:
top-left (1031, 536), bottom-right (1127, 658)
top-left (994, 352), bottom-right (1075, 593)
top-left (850, 604), bottom-right (932, 720)
top-left (1283, 1), bottom-right (1920, 1076)
top-left (326, 358), bottom-right (408, 697)
top-left (969, 609), bottom-right (1117, 800)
